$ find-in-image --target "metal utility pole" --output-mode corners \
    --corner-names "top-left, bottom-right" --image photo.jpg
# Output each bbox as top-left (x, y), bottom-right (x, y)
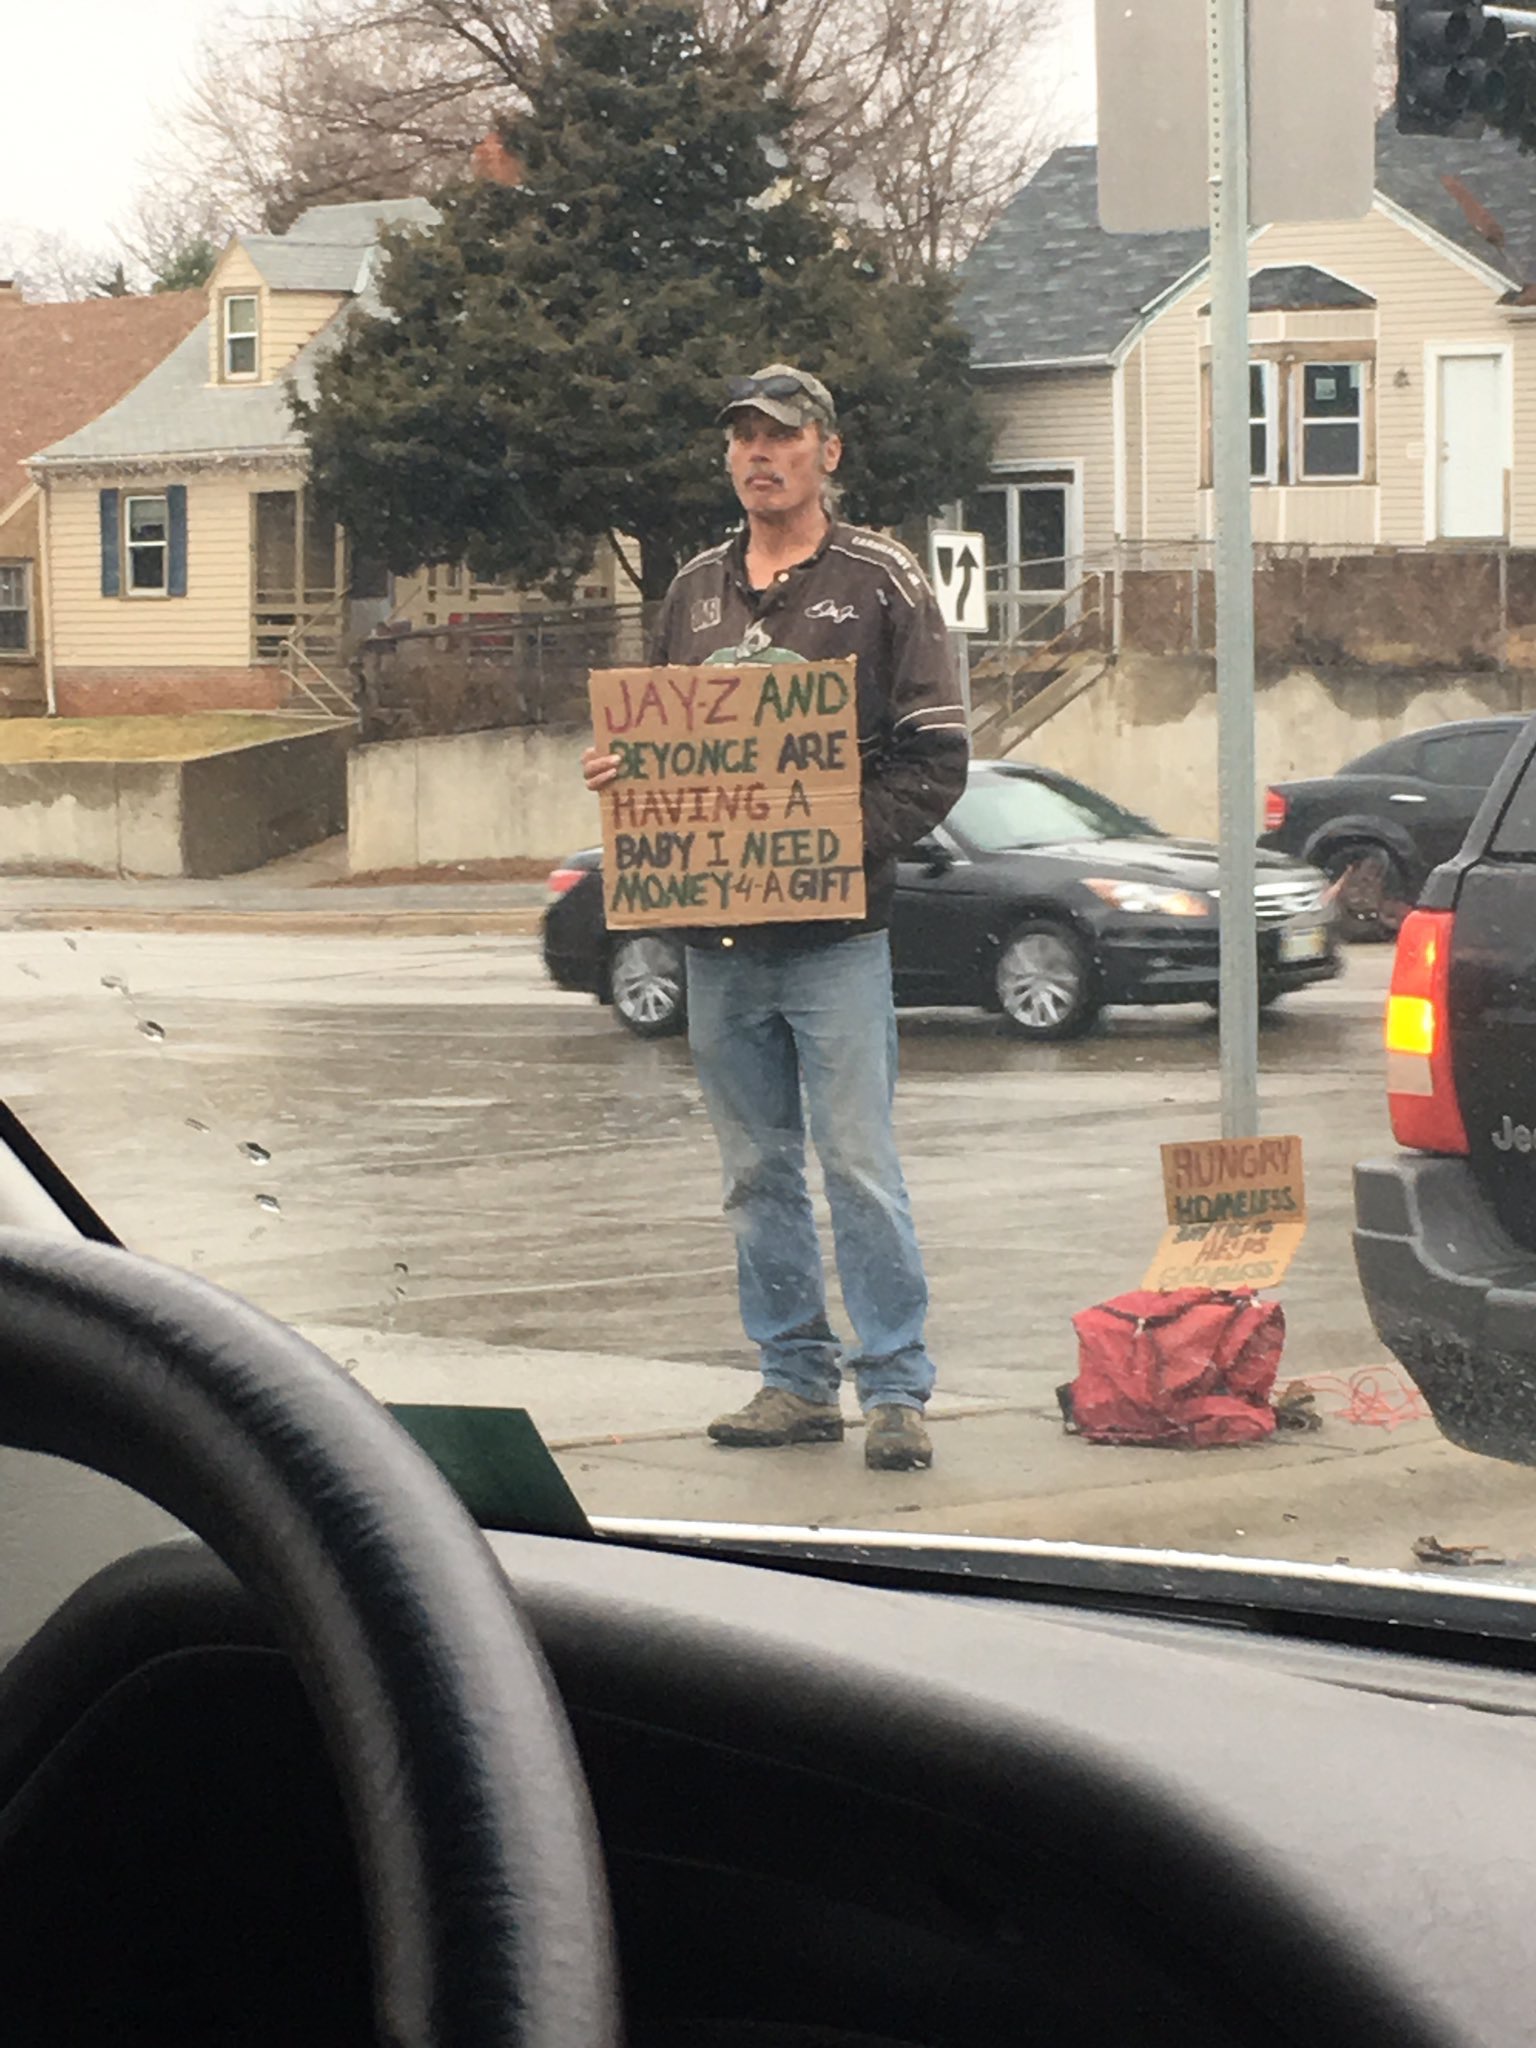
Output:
top-left (1207, 0), bottom-right (1259, 1138)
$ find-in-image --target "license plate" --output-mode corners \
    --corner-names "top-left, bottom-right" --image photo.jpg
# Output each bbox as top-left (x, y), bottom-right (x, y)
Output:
top-left (1279, 925), bottom-right (1328, 963)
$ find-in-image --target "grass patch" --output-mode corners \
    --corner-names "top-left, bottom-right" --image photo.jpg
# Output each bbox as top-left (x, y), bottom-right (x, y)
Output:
top-left (0, 714), bottom-right (334, 764)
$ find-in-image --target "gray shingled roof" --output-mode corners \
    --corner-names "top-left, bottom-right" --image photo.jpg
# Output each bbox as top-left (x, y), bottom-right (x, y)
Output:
top-left (34, 318), bottom-right (328, 464)
top-left (1372, 121), bottom-right (1536, 284)
top-left (960, 117), bottom-right (1536, 371)
top-left (1248, 264), bottom-right (1375, 312)
top-left (285, 199), bottom-right (438, 245)
top-left (33, 198), bottom-right (439, 467)
top-left (1197, 265), bottom-right (1377, 316)
top-left (237, 197), bottom-right (438, 292)
top-left (957, 145), bottom-right (1204, 368)
top-left (235, 238), bottom-right (374, 293)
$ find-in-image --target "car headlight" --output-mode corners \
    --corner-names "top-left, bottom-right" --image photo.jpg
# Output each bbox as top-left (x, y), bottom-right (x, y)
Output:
top-left (1082, 878), bottom-right (1212, 917)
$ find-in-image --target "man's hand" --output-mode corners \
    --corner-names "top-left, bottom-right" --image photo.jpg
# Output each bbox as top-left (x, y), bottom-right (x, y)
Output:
top-left (582, 746), bottom-right (621, 791)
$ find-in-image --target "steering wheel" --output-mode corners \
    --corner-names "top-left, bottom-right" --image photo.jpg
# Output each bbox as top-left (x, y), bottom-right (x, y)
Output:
top-left (0, 1229), bottom-right (621, 2048)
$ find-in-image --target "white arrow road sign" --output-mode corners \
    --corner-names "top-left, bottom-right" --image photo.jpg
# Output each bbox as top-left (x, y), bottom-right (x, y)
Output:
top-left (929, 530), bottom-right (988, 634)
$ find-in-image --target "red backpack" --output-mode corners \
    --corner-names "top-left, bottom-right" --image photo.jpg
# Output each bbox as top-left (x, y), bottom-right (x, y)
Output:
top-left (1066, 1289), bottom-right (1286, 1448)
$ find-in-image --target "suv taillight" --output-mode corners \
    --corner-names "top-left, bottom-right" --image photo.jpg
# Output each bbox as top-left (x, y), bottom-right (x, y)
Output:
top-left (1385, 909), bottom-right (1469, 1154)
top-left (1263, 788), bottom-right (1287, 834)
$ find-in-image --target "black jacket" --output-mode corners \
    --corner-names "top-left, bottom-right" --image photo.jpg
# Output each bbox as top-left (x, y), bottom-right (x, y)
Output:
top-left (650, 520), bottom-right (969, 945)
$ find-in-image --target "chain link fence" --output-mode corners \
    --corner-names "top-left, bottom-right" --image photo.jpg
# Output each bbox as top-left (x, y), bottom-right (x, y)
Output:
top-left (350, 604), bottom-right (653, 744)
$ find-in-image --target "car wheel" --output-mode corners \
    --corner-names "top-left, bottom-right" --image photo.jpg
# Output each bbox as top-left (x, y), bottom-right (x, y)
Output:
top-left (610, 934), bottom-right (687, 1037)
top-left (1322, 841), bottom-right (1408, 941)
top-left (994, 923), bottom-right (1099, 1040)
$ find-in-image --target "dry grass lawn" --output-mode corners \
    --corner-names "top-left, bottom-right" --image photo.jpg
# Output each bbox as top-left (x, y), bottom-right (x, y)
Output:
top-left (0, 715), bottom-right (329, 764)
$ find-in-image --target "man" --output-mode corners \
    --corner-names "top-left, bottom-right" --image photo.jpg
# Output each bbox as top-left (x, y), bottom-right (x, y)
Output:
top-left (583, 364), bottom-right (967, 1472)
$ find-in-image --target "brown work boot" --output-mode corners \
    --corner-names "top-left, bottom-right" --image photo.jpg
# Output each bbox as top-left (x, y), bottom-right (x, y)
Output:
top-left (708, 1386), bottom-right (844, 1447)
top-left (864, 1405), bottom-right (933, 1471)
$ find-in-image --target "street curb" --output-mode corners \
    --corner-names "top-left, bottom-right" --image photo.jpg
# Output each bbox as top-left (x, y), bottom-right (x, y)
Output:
top-left (545, 1398), bottom-right (1022, 1453)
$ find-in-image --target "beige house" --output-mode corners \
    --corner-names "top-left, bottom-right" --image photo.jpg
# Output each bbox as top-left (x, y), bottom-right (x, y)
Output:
top-left (0, 287), bottom-right (205, 715)
top-left (27, 197), bottom-right (639, 718)
top-left (27, 200), bottom-right (441, 717)
top-left (957, 119), bottom-right (1536, 644)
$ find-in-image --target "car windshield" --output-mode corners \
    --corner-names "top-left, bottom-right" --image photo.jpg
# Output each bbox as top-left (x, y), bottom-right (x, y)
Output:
top-left (7, 0), bottom-right (1536, 1607)
top-left (953, 772), bottom-right (1159, 850)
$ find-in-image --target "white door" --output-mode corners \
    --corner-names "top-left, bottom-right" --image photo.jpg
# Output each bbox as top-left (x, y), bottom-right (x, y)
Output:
top-left (1438, 355), bottom-right (1506, 540)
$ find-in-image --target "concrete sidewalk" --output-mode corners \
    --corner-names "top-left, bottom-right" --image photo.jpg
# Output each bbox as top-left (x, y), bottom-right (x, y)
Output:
top-left (556, 1404), bottom-right (1536, 1577)
top-left (330, 1320), bottom-right (1535, 1579)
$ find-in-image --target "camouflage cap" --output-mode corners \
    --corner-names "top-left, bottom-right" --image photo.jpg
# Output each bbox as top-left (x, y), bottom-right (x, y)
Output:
top-left (718, 363), bottom-right (837, 430)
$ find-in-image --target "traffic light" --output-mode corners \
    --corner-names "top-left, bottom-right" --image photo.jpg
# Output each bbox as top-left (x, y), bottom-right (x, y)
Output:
top-left (1397, 1), bottom-right (1508, 134)
top-left (1498, 36), bottom-right (1536, 149)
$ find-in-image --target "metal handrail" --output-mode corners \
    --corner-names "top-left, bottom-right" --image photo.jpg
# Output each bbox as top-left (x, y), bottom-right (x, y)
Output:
top-left (973, 573), bottom-right (1104, 674)
top-left (275, 597), bottom-right (355, 719)
top-left (276, 636), bottom-right (353, 719)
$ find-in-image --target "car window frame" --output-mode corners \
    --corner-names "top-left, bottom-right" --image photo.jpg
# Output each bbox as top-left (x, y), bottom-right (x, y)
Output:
top-left (1419, 728), bottom-right (1510, 787)
top-left (943, 768), bottom-right (1161, 856)
top-left (1485, 741), bottom-right (1536, 859)
top-left (1340, 735), bottom-right (1423, 778)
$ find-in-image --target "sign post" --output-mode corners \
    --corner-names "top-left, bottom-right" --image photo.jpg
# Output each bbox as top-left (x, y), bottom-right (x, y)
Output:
top-left (929, 527), bottom-right (989, 728)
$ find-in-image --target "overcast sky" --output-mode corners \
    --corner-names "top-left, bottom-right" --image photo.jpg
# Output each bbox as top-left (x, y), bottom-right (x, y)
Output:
top-left (4, 1), bottom-right (235, 250)
top-left (2, 0), bottom-right (1097, 251)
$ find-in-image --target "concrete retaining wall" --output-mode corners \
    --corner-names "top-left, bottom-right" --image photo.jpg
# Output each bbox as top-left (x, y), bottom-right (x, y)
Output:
top-left (0, 760), bottom-right (182, 874)
top-left (344, 661), bottom-right (1529, 869)
top-left (349, 727), bottom-right (598, 871)
top-left (181, 727), bottom-right (351, 876)
top-left (1017, 658), bottom-right (1536, 840)
top-left (0, 724), bottom-right (350, 878)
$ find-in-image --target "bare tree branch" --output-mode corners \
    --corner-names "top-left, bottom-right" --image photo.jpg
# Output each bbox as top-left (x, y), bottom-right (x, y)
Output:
top-left (144, 0), bottom-right (1067, 268)
top-left (0, 225), bottom-right (126, 300)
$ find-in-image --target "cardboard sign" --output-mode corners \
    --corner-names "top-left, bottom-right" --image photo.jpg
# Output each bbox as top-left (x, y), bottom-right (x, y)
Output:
top-left (588, 660), bottom-right (866, 930)
top-left (1143, 1135), bottom-right (1307, 1294)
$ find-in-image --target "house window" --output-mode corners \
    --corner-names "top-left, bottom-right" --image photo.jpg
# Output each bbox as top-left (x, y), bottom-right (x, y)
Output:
top-left (1298, 362), bottom-right (1364, 479)
top-left (223, 294), bottom-right (259, 379)
top-left (1203, 362), bottom-right (1276, 485)
top-left (0, 563), bottom-right (30, 654)
top-left (125, 495), bottom-right (170, 594)
top-left (1250, 362), bottom-right (1277, 483)
top-left (966, 469), bottom-right (1077, 644)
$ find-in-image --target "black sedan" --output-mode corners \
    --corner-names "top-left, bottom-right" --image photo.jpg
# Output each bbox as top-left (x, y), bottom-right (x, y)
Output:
top-left (1260, 716), bottom-right (1524, 937)
top-left (543, 760), bottom-right (1341, 1040)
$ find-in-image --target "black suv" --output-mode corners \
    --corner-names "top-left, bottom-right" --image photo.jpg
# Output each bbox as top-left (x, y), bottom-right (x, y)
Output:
top-left (1354, 709), bottom-right (1536, 1464)
top-left (1261, 716), bottom-right (1523, 936)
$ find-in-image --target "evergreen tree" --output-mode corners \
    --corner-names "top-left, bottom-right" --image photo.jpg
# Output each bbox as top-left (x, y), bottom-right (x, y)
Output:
top-left (297, 0), bottom-right (990, 599)
top-left (153, 237), bottom-right (219, 293)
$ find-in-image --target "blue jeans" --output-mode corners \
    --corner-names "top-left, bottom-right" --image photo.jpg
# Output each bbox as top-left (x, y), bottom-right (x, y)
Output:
top-left (686, 931), bottom-right (935, 1413)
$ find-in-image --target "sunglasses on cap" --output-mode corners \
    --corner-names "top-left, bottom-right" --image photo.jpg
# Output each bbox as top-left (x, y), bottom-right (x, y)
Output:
top-left (724, 373), bottom-right (816, 405)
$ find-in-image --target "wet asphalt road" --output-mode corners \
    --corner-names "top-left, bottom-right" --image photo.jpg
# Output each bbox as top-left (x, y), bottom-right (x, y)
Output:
top-left (15, 924), bottom-right (1536, 1586)
top-left (2, 927), bottom-right (1395, 1417)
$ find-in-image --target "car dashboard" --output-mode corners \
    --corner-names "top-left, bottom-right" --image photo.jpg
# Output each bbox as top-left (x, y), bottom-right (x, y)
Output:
top-left (2, 1522), bottom-right (1535, 2047)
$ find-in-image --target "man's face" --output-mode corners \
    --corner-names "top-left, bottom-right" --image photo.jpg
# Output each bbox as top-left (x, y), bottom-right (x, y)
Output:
top-left (726, 409), bottom-right (842, 520)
